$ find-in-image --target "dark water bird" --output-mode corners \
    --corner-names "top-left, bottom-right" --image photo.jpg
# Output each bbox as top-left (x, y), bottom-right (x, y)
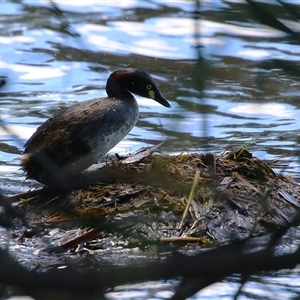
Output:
top-left (21, 68), bottom-right (170, 188)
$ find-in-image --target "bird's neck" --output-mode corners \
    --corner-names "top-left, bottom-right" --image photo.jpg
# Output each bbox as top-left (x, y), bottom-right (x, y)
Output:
top-left (106, 79), bottom-right (134, 100)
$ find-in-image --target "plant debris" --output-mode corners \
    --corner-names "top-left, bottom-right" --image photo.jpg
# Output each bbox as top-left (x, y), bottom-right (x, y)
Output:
top-left (12, 146), bottom-right (300, 249)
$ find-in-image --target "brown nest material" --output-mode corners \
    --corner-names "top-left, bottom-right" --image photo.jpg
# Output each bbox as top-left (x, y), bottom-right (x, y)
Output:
top-left (13, 146), bottom-right (300, 246)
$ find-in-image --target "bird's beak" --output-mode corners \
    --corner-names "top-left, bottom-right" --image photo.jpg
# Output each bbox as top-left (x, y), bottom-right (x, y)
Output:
top-left (152, 92), bottom-right (171, 108)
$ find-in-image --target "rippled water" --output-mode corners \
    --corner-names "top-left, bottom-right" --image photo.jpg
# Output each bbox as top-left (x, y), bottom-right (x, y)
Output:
top-left (1, 0), bottom-right (300, 299)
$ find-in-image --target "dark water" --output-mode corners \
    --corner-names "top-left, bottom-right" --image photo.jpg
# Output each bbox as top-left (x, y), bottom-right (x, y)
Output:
top-left (1, 0), bottom-right (300, 299)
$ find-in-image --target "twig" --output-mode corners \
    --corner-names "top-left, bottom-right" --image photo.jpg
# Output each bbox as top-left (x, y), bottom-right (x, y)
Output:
top-left (177, 171), bottom-right (200, 231)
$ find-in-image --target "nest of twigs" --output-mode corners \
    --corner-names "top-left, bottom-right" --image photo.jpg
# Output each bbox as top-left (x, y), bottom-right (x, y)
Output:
top-left (12, 145), bottom-right (300, 248)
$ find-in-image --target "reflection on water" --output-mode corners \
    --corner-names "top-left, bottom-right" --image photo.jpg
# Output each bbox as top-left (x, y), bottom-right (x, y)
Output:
top-left (106, 273), bottom-right (300, 299)
top-left (2, 1), bottom-right (300, 184)
top-left (1, 1), bottom-right (300, 298)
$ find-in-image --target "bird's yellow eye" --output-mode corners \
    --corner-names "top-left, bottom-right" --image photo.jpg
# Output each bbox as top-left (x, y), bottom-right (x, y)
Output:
top-left (146, 84), bottom-right (152, 90)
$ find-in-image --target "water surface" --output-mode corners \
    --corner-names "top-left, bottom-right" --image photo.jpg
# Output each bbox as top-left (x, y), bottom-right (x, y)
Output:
top-left (1, 0), bottom-right (300, 299)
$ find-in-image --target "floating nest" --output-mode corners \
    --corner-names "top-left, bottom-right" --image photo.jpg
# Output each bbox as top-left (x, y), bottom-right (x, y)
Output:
top-left (14, 145), bottom-right (300, 249)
